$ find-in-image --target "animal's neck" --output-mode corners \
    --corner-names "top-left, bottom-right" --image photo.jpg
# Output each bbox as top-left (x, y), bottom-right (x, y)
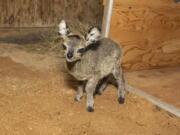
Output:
top-left (66, 60), bottom-right (79, 73)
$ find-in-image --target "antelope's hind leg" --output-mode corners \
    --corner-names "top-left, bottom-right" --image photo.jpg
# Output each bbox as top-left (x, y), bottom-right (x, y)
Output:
top-left (112, 65), bottom-right (126, 104)
top-left (96, 77), bottom-right (108, 95)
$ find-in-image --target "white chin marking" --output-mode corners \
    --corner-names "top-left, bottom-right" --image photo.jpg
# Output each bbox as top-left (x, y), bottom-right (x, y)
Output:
top-left (66, 58), bottom-right (80, 62)
top-left (66, 58), bottom-right (74, 62)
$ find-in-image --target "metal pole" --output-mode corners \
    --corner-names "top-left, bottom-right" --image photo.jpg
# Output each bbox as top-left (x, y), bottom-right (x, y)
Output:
top-left (101, 0), bottom-right (114, 37)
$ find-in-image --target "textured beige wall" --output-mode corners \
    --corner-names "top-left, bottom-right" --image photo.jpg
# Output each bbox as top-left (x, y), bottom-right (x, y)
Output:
top-left (109, 0), bottom-right (180, 71)
top-left (0, 0), bottom-right (103, 28)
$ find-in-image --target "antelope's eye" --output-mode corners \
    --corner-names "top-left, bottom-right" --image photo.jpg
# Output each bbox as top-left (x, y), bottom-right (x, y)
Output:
top-left (62, 44), bottom-right (67, 50)
top-left (77, 48), bottom-right (85, 53)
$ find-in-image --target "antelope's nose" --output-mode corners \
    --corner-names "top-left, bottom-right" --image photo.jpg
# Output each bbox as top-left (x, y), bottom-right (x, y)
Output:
top-left (67, 52), bottom-right (73, 59)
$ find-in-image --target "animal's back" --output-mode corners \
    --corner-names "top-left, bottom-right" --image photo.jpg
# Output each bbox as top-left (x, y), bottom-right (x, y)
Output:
top-left (74, 38), bottom-right (122, 79)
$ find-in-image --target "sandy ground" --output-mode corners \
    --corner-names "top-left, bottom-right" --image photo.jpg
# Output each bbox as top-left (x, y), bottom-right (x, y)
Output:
top-left (0, 43), bottom-right (179, 135)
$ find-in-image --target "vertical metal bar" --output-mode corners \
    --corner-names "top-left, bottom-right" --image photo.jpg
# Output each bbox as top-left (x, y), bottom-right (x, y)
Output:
top-left (101, 0), bottom-right (114, 37)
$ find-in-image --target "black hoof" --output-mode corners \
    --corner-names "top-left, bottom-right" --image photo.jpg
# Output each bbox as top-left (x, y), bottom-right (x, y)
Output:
top-left (86, 106), bottom-right (94, 112)
top-left (118, 97), bottom-right (125, 104)
top-left (96, 91), bottom-right (103, 95)
top-left (74, 97), bottom-right (80, 102)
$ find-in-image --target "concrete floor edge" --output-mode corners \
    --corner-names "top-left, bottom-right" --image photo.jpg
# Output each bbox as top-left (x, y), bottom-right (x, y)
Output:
top-left (127, 85), bottom-right (180, 118)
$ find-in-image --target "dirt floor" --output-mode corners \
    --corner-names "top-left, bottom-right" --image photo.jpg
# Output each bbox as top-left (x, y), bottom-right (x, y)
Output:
top-left (0, 30), bottom-right (180, 135)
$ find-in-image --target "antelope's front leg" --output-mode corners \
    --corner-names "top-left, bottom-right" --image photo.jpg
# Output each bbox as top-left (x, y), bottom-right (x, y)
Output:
top-left (74, 81), bottom-right (85, 102)
top-left (85, 78), bottom-right (98, 112)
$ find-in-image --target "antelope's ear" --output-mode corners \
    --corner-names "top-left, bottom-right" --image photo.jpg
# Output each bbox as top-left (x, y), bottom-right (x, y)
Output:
top-left (85, 27), bottom-right (101, 46)
top-left (58, 20), bottom-right (70, 39)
